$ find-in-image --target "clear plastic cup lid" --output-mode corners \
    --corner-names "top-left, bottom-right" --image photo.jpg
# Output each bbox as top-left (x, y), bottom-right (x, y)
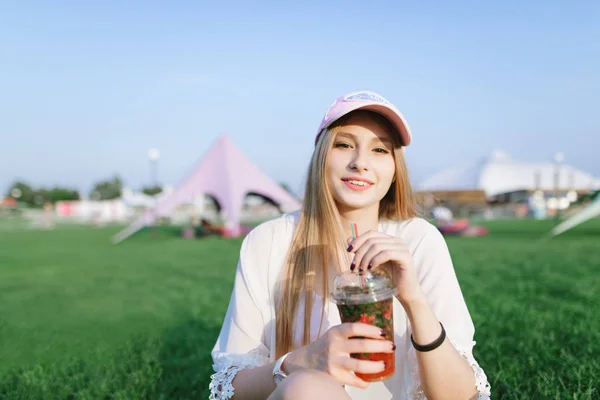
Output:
top-left (331, 269), bottom-right (396, 305)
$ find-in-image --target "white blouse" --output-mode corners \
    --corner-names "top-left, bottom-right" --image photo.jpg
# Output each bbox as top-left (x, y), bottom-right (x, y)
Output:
top-left (209, 211), bottom-right (491, 399)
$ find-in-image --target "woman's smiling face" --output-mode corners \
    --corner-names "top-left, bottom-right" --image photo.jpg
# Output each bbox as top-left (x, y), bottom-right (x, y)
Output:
top-left (326, 111), bottom-right (397, 214)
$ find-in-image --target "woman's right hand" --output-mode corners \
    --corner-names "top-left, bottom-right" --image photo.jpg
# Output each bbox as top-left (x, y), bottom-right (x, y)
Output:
top-left (282, 322), bottom-right (395, 388)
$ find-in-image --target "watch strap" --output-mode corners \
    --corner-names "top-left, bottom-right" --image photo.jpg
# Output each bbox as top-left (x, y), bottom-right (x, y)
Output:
top-left (272, 352), bottom-right (291, 385)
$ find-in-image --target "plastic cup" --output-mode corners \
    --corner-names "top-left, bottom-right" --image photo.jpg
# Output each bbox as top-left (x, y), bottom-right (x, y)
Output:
top-left (331, 269), bottom-right (396, 382)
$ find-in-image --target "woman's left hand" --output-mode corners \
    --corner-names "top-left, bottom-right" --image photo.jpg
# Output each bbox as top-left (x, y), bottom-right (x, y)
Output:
top-left (347, 230), bottom-right (425, 305)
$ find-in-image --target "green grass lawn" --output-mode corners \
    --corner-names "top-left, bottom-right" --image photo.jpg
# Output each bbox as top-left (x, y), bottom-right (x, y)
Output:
top-left (0, 219), bottom-right (599, 399)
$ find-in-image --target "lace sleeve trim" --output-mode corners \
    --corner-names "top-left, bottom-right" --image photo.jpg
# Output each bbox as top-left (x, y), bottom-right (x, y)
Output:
top-left (209, 349), bottom-right (269, 400)
top-left (408, 340), bottom-right (491, 399)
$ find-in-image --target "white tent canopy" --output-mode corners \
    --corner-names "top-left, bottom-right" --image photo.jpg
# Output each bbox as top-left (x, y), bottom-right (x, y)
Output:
top-left (419, 150), bottom-right (600, 197)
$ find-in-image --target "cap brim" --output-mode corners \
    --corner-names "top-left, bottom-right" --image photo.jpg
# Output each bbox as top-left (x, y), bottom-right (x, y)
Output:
top-left (357, 104), bottom-right (412, 146)
top-left (317, 102), bottom-right (412, 147)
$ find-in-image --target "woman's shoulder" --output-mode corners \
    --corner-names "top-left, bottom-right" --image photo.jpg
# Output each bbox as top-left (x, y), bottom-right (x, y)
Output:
top-left (382, 216), bottom-right (445, 248)
top-left (242, 211), bottom-right (299, 252)
top-left (237, 212), bottom-right (299, 289)
top-left (245, 210), bottom-right (299, 238)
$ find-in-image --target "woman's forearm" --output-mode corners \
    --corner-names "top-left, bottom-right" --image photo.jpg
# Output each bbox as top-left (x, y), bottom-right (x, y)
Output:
top-left (230, 362), bottom-right (278, 399)
top-left (402, 294), bottom-right (478, 400)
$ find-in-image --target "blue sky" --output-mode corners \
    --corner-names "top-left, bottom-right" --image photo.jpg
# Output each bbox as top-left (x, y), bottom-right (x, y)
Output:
top-left (1, 1), bottom-right (599, 196)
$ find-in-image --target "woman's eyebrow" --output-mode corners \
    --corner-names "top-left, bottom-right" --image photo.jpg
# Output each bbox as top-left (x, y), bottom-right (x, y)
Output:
top-left (336, 132), bottom-right (393, 145)
top-left (375, 137), bottom-right (393, 145)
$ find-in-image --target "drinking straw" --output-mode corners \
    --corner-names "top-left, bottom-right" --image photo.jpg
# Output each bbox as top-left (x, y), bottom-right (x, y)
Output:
top-left (350, 223), bottom-right (366, 290)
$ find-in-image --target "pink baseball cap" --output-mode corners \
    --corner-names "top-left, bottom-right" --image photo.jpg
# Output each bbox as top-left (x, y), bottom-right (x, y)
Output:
top-left (315, 90), bottom-right (412, 147)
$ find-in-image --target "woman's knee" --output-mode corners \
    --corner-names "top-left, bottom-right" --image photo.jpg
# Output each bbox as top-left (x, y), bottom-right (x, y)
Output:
top-left (268, 369), bottom-right (350, 400)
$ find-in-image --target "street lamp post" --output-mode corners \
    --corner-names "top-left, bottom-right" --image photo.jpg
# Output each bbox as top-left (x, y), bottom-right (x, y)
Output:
top-left (148, 148), bottom-right (160, 188)
top-left (553, 152), bottom-right (564, 216)
top-left (148, 148), bottom-right (160, 238)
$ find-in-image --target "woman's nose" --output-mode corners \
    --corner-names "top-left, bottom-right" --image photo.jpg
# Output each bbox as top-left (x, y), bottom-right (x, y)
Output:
top-left (349, 150), bottom-right (369, 171)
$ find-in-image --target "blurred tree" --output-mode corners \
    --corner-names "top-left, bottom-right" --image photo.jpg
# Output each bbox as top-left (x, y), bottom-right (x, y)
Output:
top-left (6, 181), bottom-right (35, 205)
top-left (49, 187), bottom-right (80, 202)
top-left (142, 186), bottom-right (163, 196)
top-left (6, 181), bottom-right (80, 206)
top-left (90, 175), bottom-right (123, 200)
top-left (33, 188), bottom-right (51, 205)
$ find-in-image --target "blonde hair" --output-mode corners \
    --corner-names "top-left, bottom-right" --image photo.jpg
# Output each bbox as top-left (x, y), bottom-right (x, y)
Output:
top-left (275, 110), bottom-right (418, 358)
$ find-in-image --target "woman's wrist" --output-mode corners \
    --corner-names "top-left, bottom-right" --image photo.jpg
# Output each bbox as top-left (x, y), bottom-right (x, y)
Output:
top-left (401, 290), bottom-right (432, 323)
top-left (281, 348), bottom-right (306, 375)
top-left (400, 292), bottom-right (444, 346)
top-left (396, 285), bottom-right (427, 309)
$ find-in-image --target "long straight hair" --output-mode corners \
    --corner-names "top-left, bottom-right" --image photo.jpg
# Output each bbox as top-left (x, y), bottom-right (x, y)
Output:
top-left (275, 110), bottom-right (418, 358)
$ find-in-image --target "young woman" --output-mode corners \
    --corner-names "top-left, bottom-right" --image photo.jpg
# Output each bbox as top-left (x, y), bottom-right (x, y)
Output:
top-left (209, 91), bottom-right (491, 399)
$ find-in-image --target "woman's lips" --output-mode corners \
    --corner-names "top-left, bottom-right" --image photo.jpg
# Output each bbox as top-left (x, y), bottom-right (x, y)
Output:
top-left (342, 178), bottom-right (373, 191)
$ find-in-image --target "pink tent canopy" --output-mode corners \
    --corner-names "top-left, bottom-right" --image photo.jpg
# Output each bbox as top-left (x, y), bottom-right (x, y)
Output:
top-left (112, 135), bottom-right (302, 243)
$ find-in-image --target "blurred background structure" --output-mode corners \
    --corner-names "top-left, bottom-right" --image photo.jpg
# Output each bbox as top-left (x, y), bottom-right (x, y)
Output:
top-left (416, 150), bottom-right (600, 220)
top-left (3, 145), bottom-right (598, 237)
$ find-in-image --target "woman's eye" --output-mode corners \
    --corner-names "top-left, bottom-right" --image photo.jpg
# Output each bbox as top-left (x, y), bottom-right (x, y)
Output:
top-left (334, 142), bottom-right (351, 149)
top-left (374, 148), bottom-right (389, 154)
